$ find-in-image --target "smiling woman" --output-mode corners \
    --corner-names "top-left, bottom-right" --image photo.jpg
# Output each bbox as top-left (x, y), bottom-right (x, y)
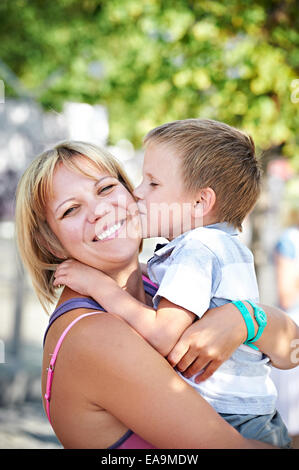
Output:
top-left (45, 158), bottom-right (141, 274)
top-left (15, 142), bottom-right (140, 312)
top-left (14, 141), bottom-right (287, 449)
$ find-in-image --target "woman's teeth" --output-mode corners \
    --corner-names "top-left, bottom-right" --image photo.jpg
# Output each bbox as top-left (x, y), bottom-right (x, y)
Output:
top-left (96, 221), bottom-right (123, 241)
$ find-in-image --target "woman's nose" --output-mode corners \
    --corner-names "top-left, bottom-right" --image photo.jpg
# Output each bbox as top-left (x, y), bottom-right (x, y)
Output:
top-left (87, 208), bottom-right (99, 224)
top-left (87, 201), bottom-right (115, 224)
top-left (87, 201), bottom-right (108, 224)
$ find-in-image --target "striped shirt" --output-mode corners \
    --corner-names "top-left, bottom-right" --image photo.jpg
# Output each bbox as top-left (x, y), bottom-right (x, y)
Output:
top-left (147, 223), bottom-right (277, 415)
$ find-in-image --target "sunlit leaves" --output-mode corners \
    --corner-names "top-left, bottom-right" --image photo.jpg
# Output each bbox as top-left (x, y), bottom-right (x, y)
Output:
top-left (0, 0), bottom-right (297, 160)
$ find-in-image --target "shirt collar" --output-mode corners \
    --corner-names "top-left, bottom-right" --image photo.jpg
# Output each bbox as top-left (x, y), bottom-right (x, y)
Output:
top-left (153, 222), bottom-right (238, 256)
top-left (205, 222), bottom-right (239, 236)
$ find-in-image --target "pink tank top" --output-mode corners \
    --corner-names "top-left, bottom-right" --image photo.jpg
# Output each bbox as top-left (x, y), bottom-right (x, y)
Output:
top-left (44, 276), bottom-right (157, 449)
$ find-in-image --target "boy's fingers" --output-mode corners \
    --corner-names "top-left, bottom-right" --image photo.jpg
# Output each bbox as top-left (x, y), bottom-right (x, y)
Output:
top-left (53, 277), bottom-right (62, 286)
top-left (167, 342), bottom-right (189, 368)
top-left (176, 350), bottom-right (201, 373)
top-left (55, 259), bottom-right (73, 276)
top-left (181, 356), bottom-right (209, 378)
top-left (194, 360), bottom-right (222, 383)
top-left (53, 274), bottom-right (66, 286)
top-left (54, 270), bottom-right (63, 278)
top-left (57, 259), bottom-right (72, 270)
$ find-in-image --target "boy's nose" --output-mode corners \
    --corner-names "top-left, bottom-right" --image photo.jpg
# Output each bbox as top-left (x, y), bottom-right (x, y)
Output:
top-left (133, 183), bottom-right (144, 201)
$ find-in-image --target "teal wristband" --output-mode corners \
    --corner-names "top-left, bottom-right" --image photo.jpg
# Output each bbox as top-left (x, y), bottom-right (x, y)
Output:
top-left (246, 301), bottom-right (267, 346)
top-left (231, 301), bottom-right (256, 343)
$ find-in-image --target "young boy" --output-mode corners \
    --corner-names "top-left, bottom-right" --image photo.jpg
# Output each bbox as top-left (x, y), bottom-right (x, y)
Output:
top-left (54, 119), bottom-right (290, 447)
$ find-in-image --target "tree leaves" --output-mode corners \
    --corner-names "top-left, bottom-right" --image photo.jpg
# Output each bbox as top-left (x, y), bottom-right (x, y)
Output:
top-left (0, 0), bottom-right (298, 163)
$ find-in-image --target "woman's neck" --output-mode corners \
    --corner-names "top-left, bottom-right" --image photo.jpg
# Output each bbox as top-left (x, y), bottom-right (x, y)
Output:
top-left (107, 260), bottom-right (146, 304)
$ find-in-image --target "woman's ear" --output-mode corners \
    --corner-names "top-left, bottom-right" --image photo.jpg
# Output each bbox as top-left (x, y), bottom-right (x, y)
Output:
top-left (193, 187), bottom-right (216, 220)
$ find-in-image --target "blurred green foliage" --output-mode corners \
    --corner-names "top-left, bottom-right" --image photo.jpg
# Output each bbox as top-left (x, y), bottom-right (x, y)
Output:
top-left (0, 0), bottom-right (298, 163)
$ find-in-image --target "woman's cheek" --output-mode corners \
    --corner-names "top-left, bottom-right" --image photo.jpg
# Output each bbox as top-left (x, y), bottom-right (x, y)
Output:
top-left (60, 220), bottom-right (83, 254)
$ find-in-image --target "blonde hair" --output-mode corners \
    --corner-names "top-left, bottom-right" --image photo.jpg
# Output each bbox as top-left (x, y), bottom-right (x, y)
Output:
top-left (15, 141), bottom-right (135, 314)
top-left (144, 119), bottom-right (262, 230)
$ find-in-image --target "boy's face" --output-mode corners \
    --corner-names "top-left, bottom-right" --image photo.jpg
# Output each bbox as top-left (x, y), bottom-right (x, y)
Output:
top-left (133, 141), bottom-right (200, 240)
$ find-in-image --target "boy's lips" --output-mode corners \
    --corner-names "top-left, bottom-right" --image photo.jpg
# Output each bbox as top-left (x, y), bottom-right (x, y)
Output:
top-left (136, 201), bottom-right (147, 216)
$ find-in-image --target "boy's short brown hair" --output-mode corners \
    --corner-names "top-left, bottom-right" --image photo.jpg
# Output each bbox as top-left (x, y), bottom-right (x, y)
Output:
top-left (144, 119), bottom-right (262, 231)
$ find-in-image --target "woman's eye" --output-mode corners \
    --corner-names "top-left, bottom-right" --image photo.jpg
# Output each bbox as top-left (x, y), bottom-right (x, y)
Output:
top-left (149, 182), bottom-right (159, 187)
top-left (62, 207), bottom-right (76, 218)
top-left (98, 184), bottom-right (115, 194)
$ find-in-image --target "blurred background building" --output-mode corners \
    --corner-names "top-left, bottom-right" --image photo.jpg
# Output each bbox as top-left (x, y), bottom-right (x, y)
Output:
top-left (0, 0), bottom-right (298, 449)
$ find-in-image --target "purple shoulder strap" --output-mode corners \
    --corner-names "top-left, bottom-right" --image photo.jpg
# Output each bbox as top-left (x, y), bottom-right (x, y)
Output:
top-left (43, 276), bottom-right (157, 346)
top-left (43, 298), bottom-right (104, 346)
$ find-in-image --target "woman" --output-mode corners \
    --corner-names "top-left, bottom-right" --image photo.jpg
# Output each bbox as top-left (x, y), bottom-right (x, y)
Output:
top-left (15, 141), bottom-right (298, 449)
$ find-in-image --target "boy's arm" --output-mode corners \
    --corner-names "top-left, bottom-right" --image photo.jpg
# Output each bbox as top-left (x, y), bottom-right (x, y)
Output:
top-left (97, 282), bottom-right (196, 356)
top-left (54, 259), bottom-right (195, 356)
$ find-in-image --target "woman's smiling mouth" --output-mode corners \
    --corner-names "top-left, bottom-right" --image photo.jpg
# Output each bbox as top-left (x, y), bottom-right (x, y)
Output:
top-left (94, 219), bottom-right (125, 242)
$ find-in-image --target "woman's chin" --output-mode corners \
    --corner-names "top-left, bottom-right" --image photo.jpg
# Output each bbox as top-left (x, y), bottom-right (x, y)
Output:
top-left (112, 238), bottom-right (141, 261)
top-left (94, 234), bottom-right (141, 266)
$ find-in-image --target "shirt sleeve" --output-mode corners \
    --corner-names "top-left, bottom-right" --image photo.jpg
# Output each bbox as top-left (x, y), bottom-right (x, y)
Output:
top-left (152, 240), bottom-right (222, 318)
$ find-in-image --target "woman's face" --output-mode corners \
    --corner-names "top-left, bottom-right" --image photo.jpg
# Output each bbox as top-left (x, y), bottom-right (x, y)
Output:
top-left (45, 158), bottom-right (142, 273)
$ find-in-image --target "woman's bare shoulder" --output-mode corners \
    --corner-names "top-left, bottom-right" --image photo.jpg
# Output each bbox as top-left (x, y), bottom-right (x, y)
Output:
top-left (50, 285), bottom-right (140, 358)
top-left (70, 310), bottom-right (145, 356)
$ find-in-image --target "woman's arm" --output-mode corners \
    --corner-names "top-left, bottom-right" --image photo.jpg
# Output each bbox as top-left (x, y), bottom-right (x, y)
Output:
top-left (254, 303), bottom-right (299, 369)
top-left (70, 313), bottom-right (272, 449)
top-left (55, 263), bottom-right (299, 377)
top-left (167, 302), bottom-right (299, 380)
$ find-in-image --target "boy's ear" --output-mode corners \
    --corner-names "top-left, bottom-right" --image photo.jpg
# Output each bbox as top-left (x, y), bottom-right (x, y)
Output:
top-left (193, 187), bottom-right (216, 219)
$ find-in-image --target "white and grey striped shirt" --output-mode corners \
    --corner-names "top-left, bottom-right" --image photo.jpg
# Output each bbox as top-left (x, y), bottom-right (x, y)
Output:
top-left (147, 223), bottom-right (277, 415)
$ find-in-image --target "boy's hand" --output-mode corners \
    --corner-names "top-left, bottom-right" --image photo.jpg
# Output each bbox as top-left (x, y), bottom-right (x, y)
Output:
top-left (54, 259), bottom-right (102, 296)
top-left (167, 304), bottom-right (247, 382)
